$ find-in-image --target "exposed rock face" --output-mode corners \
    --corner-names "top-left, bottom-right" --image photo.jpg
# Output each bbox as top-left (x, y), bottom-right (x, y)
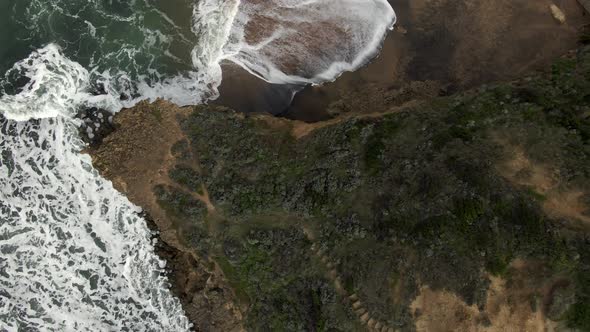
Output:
top-left (77, 107), bottom-right (115, 147)
top-left (89, 47), bottom-right (590, 331)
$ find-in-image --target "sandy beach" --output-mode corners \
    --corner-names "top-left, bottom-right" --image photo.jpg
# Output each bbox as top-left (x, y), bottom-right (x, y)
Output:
top-left (216, 0), bottom-right (589, 121)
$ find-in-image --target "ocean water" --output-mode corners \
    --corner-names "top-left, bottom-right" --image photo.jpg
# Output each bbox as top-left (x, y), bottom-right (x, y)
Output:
top-left (0, 0), bottom-right (395, 330)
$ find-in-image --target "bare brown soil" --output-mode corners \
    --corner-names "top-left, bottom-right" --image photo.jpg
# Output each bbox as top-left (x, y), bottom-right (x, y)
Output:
top-left (410, 259), bottom-right (566, 332)
top-left (498, 143), bottom-right (590, 227)
top-left (89, 101), bottom-right (244, 332)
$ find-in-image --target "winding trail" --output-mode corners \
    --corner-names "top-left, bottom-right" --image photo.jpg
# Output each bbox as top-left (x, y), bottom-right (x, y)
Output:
top-left (303, 228), bottom-right (398, 332)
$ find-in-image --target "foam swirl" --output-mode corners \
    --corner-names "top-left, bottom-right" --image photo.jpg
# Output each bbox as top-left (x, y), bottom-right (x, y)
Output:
top-left (222, 0), bottom-right (396, 84)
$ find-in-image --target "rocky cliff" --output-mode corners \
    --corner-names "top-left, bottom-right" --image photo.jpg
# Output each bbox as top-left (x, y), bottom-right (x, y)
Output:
top-left (89, 47), bottom-right (590, 331)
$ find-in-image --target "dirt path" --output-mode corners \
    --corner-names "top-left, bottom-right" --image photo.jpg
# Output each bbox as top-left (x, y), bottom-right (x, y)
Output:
top-left (302, 225), bottom-right (398, 332)
top-left (497, 142), bottom-right (590, 228)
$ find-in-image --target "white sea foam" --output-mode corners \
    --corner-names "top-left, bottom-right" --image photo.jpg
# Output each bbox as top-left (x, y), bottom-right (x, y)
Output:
top-left (0, 46), bottom-right (191, 330)
top-left (0, 45), bottom-right (92, 121)
top-left (221, 0), bottom-right (396, 85)
top-left (0, 0), bottom-right (395, 330)
top-left (0, 117), bottom-right (190, 330)
top-left (0, 8), bottom-right (213, 332)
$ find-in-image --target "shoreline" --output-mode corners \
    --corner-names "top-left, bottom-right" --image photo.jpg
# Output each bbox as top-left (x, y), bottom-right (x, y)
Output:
top-left (87, 46), bottom-right (590, 327)
top-left (6, 0), bottom-right (589, 329)
top-left (215, 0), bottom-right (589, 122)
top-left (82, 0), bottom-right (590, 329)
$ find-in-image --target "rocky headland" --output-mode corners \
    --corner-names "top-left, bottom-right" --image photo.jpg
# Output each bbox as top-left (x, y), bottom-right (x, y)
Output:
top-left (87, 43), bottom-right (590, 330)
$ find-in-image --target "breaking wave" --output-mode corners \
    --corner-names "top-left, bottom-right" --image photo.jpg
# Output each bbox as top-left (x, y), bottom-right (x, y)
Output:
top-left (0, 116), bottom-right (190, 330)
top-left (223, 0), bottom-right (396, 84)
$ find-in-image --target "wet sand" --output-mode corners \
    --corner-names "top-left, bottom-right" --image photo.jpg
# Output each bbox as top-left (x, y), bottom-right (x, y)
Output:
top-left (215, 0), bottom-right (590, 121)
top-left (214, 62), bottom-right (301, 114)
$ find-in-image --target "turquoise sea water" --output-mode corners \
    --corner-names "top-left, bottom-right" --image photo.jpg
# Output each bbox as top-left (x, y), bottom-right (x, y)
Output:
top-left (0, 0), bottom-right (197, 99)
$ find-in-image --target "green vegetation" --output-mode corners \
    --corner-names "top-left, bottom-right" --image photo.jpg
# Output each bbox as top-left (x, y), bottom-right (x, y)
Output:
top-left (566, 242), bottom-right (590, 330)
top-left (153, 47), bottom-right (590, 330)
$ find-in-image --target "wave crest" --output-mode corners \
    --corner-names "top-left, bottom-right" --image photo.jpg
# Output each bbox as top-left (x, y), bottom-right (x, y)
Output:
top-left (223, 0), bottom-right (396, 84)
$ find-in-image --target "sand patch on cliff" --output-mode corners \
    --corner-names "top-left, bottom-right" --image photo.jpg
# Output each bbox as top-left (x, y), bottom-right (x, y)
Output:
top-left (544, 190), bottom-right (590, 224)
top-left (501, 147), bottom-right (557, 192)
top-left (498, 145), bottom-right (590, 226)
top-left (410, 260), bottom-right (560, 332)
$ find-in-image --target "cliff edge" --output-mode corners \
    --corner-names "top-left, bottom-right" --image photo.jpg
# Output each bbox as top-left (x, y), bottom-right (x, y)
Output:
top-left (89, 47), bottom-right (590, 331)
